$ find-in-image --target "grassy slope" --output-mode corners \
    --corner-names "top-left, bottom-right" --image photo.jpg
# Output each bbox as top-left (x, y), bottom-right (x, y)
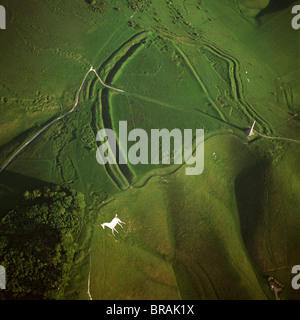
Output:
top-left (0, 0), bottom-right (299, 299)
top-left (69, 134), bottom-right (278, 300)
top-left (236, 147), bottom-right (300, 300)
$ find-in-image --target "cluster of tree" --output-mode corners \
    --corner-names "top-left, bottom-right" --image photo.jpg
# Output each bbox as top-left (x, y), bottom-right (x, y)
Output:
top-left (0, 186), bottom-right (85, 300)
top-left (86, 0), bottom-right (106, 13)
top-left (127, 0), bottom-right (152, 12)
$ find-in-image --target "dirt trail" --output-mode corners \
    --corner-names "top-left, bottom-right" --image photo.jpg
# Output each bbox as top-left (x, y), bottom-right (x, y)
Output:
top-left (0, 67), bottom-right (124, 173)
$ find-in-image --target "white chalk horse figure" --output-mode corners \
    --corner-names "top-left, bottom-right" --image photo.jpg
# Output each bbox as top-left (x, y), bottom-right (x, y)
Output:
top-left (101, 214), bottom-right (125, 236)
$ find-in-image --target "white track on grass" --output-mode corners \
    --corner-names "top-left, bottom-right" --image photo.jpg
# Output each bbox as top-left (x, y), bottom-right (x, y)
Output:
top-left (254, 130), bottom-right (300, 144)
top-left (87, 252), bottom-right (93, 301)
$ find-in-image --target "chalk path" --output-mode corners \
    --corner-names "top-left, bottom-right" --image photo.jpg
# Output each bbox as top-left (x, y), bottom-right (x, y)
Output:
top-left (254, 130), bottom-right (300, 144)
top-left (87, 252), bottom-right (93, 300)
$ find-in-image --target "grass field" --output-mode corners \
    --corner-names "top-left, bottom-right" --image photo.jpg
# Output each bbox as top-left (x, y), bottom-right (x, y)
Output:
top-left (0, 0), bottom-right (299, 300)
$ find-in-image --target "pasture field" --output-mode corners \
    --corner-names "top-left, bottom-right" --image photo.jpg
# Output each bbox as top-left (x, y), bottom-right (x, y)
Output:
top-left (0, 0), bottom-right (299, 300)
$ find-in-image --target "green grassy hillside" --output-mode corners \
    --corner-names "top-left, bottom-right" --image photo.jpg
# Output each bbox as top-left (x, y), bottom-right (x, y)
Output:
top-left (0, 0), bottom-right (299, 300)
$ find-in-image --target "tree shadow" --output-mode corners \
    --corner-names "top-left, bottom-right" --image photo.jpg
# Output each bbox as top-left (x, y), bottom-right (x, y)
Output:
top-left (0, 170), bottom-right (54, 218)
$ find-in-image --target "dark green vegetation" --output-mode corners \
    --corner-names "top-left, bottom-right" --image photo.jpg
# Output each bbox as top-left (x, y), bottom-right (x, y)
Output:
top-left (0, 0), bottom-right (299, 300)
top-left (86, 0), bottom-right (107, 14)
top-left (0, 186), bottom-right (85, 299)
